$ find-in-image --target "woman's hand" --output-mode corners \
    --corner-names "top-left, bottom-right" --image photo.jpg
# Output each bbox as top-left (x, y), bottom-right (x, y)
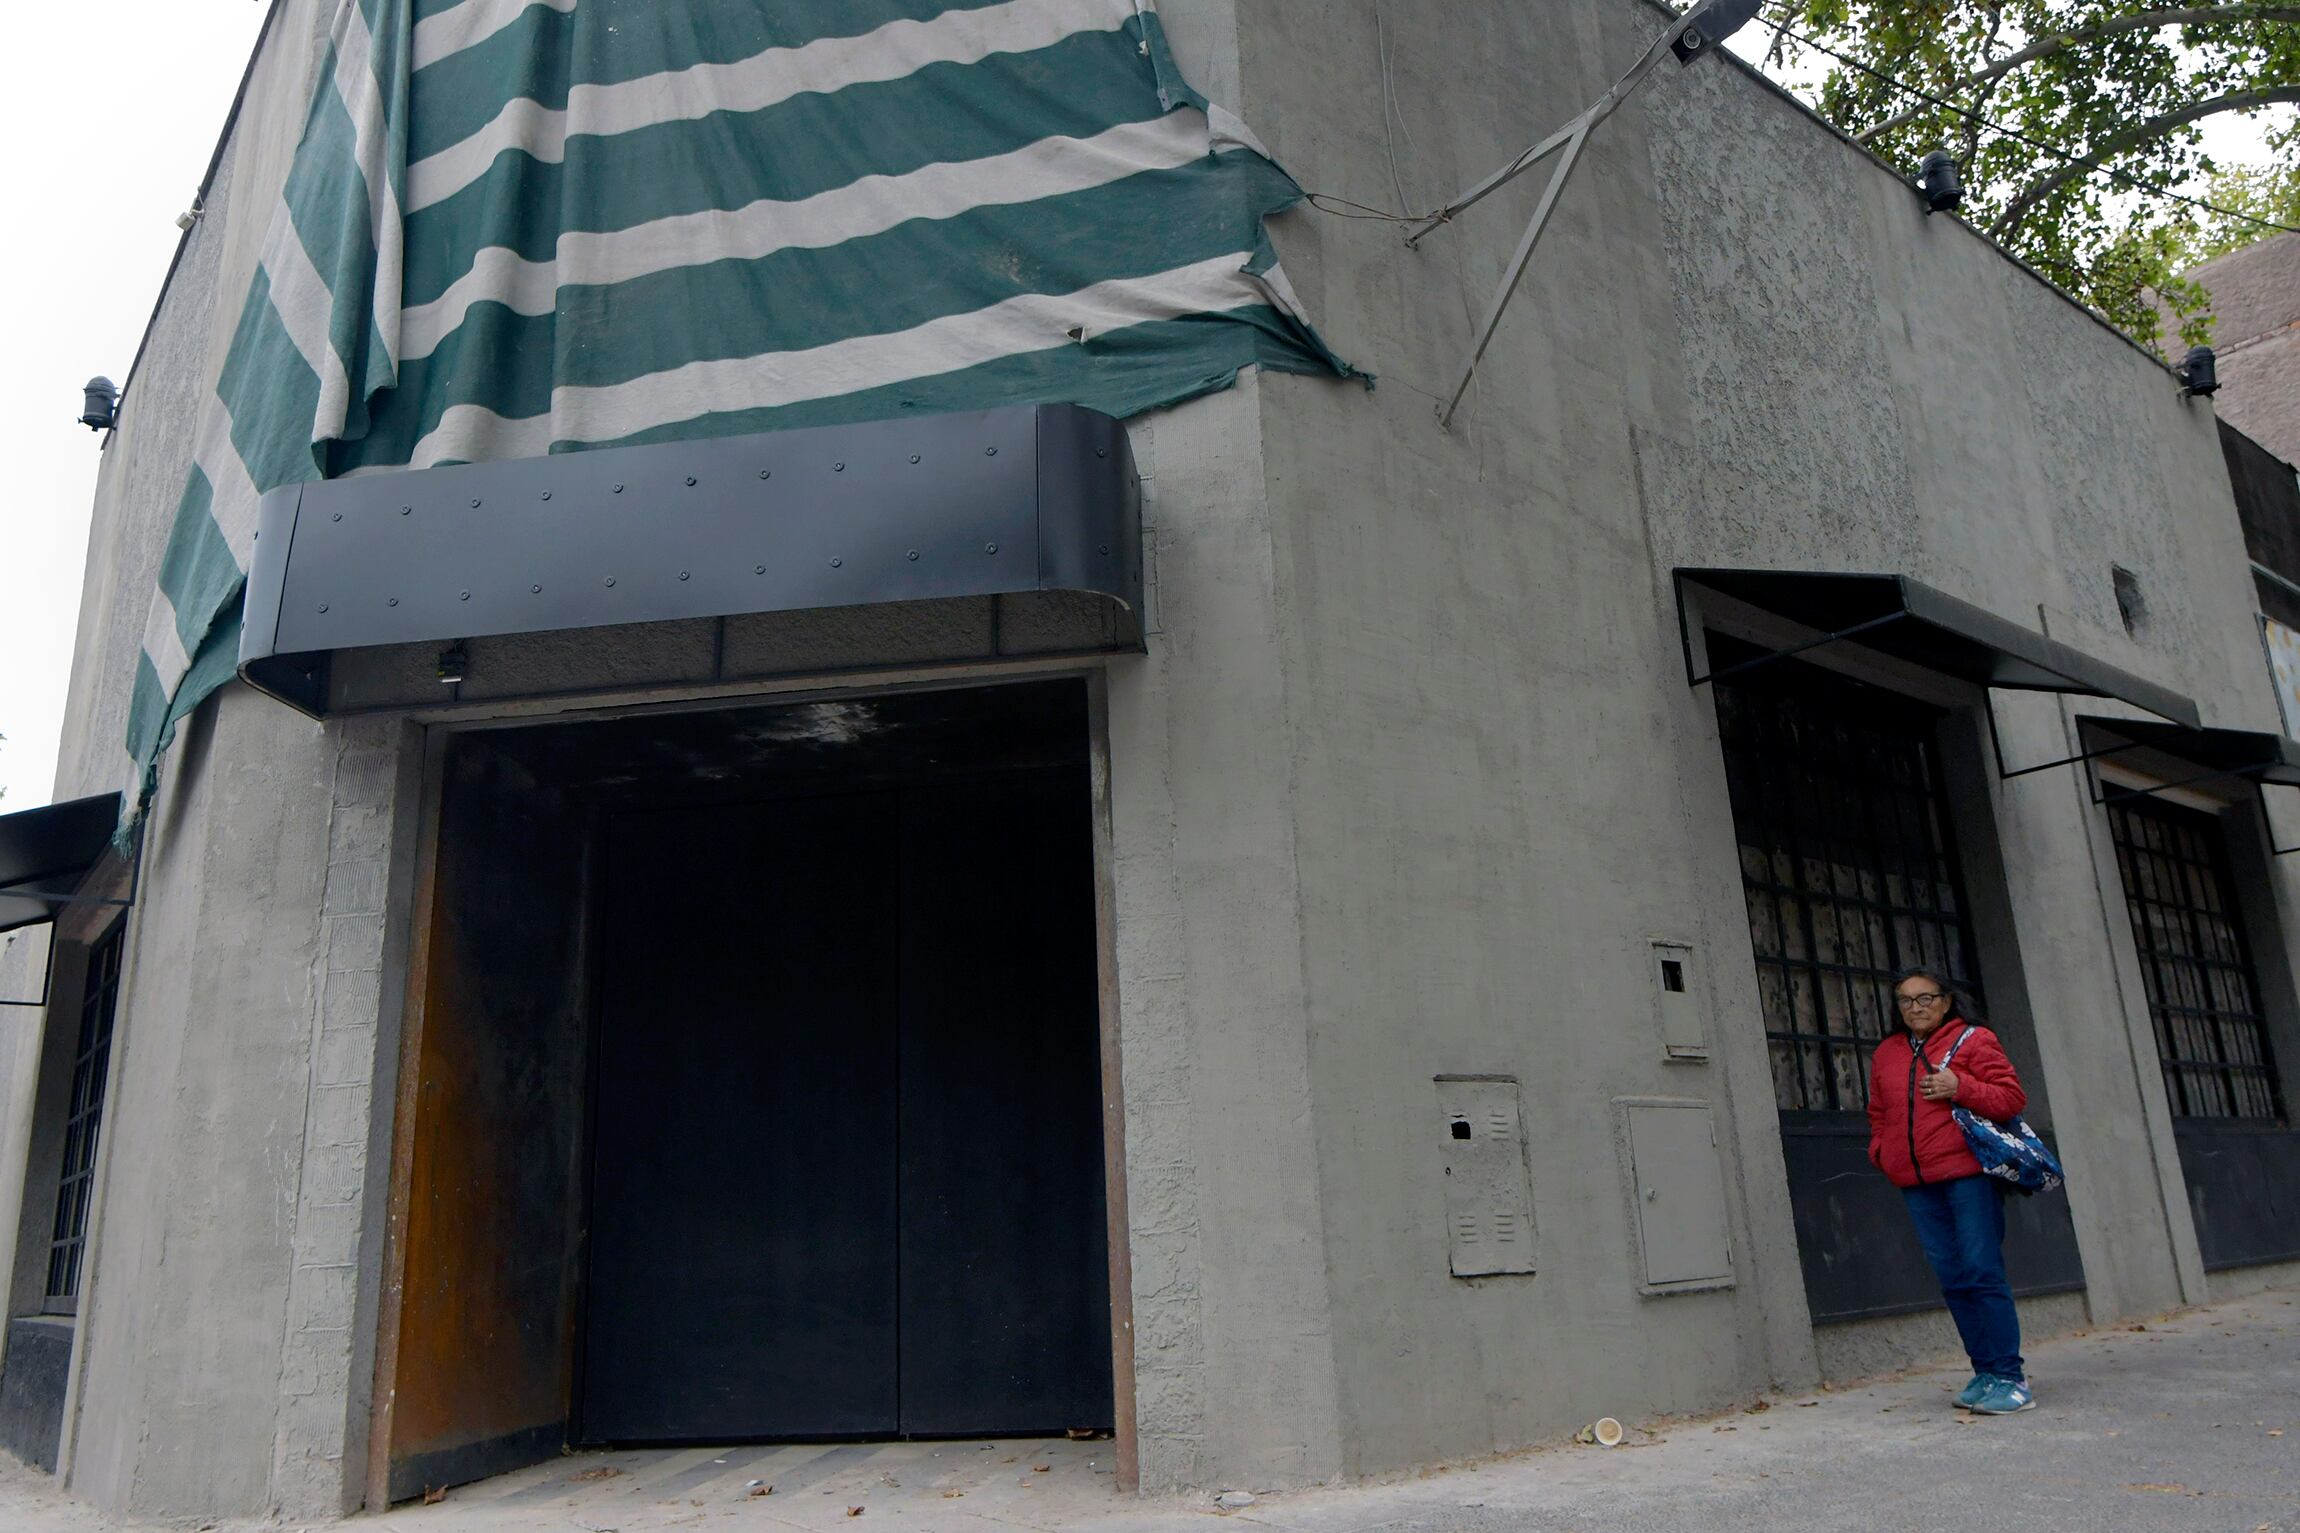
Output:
top-left (1919, 1067), bottom-right (1960, 1103)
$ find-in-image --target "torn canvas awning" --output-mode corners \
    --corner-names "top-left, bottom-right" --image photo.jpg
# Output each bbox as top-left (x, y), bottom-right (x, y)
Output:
top-left (126, 0), bottom-right (1355, 823)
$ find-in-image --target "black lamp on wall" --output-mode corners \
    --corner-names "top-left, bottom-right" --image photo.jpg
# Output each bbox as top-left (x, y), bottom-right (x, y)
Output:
top-left (1916, 151), bottom-right (1964, 214)
top-left (79, 376), bottom-right (119, 432)
top-left (2176, 346), bottom-right (2219, 398)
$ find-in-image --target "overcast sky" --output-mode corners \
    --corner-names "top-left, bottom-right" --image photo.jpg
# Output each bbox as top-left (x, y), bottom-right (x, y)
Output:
top-left (0, 5), bottom-right (2284, 811)
top-left (0, 2), bottom-right (271, 809)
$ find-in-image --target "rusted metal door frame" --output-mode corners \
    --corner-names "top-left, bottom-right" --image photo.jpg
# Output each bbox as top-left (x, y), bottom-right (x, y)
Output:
top-left (364, 725), bottom-right (451, 1511)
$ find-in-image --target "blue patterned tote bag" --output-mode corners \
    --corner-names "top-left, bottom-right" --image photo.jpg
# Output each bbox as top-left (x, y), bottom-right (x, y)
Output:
top-left (1935, 1027), bottom-right (2066, 1196)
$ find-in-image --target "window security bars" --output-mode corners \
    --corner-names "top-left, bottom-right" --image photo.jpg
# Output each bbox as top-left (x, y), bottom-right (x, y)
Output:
top-left (1713, 651), bottom-right (1984, 1114)
top-left (2106, 799), bottom-right (2285, 1121)
top-left (45, 926), bottom-right (123, 1309)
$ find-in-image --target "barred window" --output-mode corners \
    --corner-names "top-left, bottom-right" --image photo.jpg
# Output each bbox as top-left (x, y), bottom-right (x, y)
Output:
top-left (45, 925), bottom-right (124, 1311)
top-left (2106, 799), bottom-right (2285, 1121)
top-left (1712, 646), bottom-right (1984, 1114)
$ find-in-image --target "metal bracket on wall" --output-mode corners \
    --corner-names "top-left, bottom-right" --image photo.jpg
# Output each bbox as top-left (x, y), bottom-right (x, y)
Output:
top-left (1679, 608), bottom-right (1915, 692)
top-left (0, 936), bottom-right (58, 1010)
top-left (2265, 790), bottom-right (2300, 856)
top-left (1408, 3), bottom-right (1717, 430)
top-left (1980, 693), bottom-right (2155, 784)
top-left (0, 875), bottom-right (139, 1009)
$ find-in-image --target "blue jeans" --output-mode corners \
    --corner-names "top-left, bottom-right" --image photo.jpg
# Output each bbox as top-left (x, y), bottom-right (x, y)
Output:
top-left (1902, 1175), bottom-right (2024, 1381)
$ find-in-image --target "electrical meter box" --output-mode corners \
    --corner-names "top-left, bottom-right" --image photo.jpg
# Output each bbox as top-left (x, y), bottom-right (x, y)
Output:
top-left (1434, 1075), bottom-right (1538, 1277)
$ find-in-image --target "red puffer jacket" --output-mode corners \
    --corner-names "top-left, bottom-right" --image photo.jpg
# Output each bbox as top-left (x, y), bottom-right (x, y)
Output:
top-left (1866, 1022), bottom-right (2027, 1188)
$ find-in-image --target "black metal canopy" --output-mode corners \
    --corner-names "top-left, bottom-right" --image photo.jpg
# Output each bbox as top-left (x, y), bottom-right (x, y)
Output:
top-left (239, 403), bottom-right (1143, 717)
top-left (2075, 715), bottom-right (2300, 790)
top-left (1674, 568), bottom-right (2200, 728)
top-left (0, 794), bottom-right (125, 936)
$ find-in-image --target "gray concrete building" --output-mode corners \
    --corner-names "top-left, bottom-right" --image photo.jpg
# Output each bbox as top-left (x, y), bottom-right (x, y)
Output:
top-left (3, 0), bottom-right (2299, 1524)
top-left (2186, 230), bottom-right (2300, 463)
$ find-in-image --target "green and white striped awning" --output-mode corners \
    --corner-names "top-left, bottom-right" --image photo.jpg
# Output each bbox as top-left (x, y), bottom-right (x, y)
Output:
top-left (128, 0), bottom-right (1352, 818)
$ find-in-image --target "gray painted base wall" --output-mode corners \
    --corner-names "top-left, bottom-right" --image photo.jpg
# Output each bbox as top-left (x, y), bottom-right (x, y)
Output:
top-left (1815, 1292), bottom-right (2093, 1386)
top-left (2206, 1258), bottom-right (2300, 1305)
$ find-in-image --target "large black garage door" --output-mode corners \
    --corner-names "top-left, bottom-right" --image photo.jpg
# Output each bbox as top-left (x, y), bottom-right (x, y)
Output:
top-left (579, 767), bottom-right (1112, 1442)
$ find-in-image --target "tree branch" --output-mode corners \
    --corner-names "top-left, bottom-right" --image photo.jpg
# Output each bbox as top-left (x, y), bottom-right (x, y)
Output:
top-left (1990, 85), bottom-right (2300, 239)
top-left (1852, 5), bottom-right (2300, 143)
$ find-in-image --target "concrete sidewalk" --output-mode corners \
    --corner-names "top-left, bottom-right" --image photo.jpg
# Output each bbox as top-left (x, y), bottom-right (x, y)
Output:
top-left (3, 1287), bottom-right (2292, 1533)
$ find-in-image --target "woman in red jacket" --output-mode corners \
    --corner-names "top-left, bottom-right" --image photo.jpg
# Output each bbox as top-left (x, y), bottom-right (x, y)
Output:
top-left (1868, 965), bottom-right (2035, 1416)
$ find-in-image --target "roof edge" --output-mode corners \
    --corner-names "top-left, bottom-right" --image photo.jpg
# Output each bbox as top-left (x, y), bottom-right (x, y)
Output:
top-left (1632, 0), bottom-right (2192, 385)
top-left (114, 0), bottom-right (288, 411)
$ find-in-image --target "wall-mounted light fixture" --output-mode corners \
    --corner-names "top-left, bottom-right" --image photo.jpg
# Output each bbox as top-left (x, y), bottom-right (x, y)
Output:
top-left (79, 377), bottom-right (119, 432)
top-left (2177, 345), bottom-right (2219, 398)
top-left (1916, 151), bottom-right (1963, 214)
top-left (1670, 0), bottom-right (1763, 63)
top-left (436, 643), bottom-right (469, 685)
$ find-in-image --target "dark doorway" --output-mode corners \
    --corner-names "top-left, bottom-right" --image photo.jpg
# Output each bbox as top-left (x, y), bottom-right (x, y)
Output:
top-left (580, 763), bottom-right (1112, 1442)
top-left (379, 680), bottom-right (1112, 1498)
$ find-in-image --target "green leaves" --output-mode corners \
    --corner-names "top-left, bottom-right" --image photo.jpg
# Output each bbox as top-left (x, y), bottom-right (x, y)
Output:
top-left (1768, 1), bottom-right (2300, 350)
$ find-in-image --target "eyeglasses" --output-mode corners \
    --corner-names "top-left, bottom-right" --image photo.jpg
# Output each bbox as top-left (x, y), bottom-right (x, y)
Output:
top-left (1895, 991), bottom-right (1948, 1009)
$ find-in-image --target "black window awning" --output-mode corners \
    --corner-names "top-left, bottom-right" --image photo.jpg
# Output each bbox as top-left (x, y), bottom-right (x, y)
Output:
top-left (2072, 715), bottom-right (2300, 830)
top-left (0, 793), bottom-right (126, 937)
top-left (239, 403), bottom-right (1143, 718)
top-left (1674, 569), bottom-right (2201, 729)
top-left (2076, 716), bottom-right (2300, 790)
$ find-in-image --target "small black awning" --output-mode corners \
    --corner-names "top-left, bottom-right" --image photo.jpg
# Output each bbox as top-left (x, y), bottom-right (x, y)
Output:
top-left (1675, 568), bottom-right (2200, 727)
top-left (0, 793), bottom-right (124, 936)
top-left (2074, 716), bottom-right (2300, 794)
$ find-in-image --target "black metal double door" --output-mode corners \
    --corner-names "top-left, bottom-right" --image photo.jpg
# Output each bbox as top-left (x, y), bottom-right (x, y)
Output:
top-left (580, 771), bottom-right (1112, 1442)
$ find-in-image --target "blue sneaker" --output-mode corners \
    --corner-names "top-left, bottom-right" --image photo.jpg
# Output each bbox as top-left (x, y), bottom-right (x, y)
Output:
top-left (1954, 1374), bottom-right (1992, 1409)
top-left (1969, 1376), bottom-right (2034, 1415)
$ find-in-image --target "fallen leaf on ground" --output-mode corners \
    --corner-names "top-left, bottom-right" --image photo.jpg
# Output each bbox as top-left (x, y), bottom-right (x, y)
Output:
top-left (422, 1486), bottom-right (447, 1505)
top-left (2269, 1429), bottom-right (2285, 1437)
top-left (1033, 1463), bottom-right (1051, 1473)
top-left (747, 1486), bottom-right (773, 1498)
top-left (941, 1490), bottom-right (963, 1499)
top-left (1796, 1401), bottom-right (1818, 1408)
top-left (1743, 1399), bottom-right (1770, 1414)
top-left (845, 1507), bottom-right (865, 1518)
top-left (572, 1467), bottom-right (624, 1482)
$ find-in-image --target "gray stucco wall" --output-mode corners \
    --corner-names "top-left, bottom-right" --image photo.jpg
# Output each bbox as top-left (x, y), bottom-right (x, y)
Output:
top-left (1184, 0), bottom-right (2292, 1480)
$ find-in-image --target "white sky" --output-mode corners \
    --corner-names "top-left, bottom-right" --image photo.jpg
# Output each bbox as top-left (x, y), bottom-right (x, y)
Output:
top-left (0, 4), bottom-right (2284, 811)
top-left (0, 2), bottom-right (270, 809)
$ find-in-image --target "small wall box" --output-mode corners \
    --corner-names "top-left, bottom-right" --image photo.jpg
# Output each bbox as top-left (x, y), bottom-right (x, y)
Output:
top-left (1651, 940), bottom-right (1708, 1061)
top-left (1617, 1097), bottom-right (1735, 1294)
top-left (1433, 1076), bottom-right (1538, 1277)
